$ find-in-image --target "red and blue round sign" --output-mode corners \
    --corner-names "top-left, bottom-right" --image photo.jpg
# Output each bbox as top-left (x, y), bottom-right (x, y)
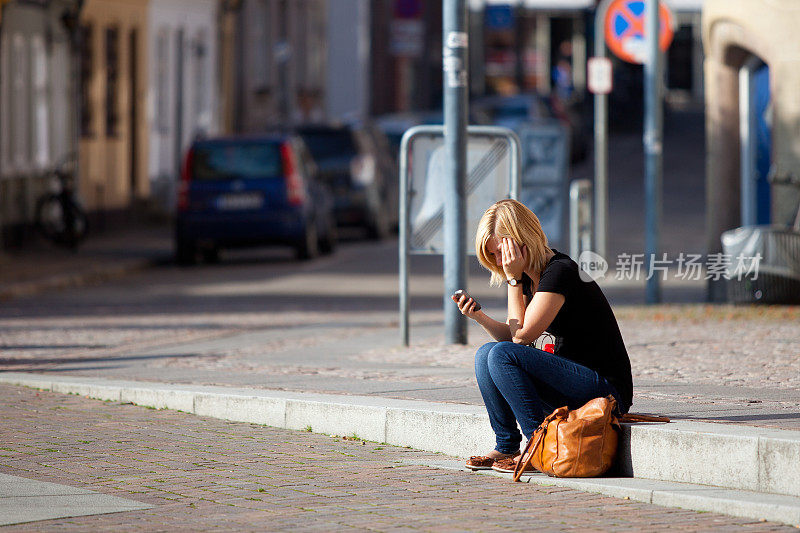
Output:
top-left (605, 0), bottom-right (675, 64)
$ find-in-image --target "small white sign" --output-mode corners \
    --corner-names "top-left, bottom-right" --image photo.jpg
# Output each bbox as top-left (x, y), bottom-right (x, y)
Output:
top-left (446, 31), bottom-right (468, 48)
top-left (587, 57), bottom-right (613, 95)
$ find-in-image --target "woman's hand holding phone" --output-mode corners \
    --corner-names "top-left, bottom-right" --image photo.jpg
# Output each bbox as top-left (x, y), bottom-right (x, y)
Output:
top-left (452, 289), bottom-right (482, 319)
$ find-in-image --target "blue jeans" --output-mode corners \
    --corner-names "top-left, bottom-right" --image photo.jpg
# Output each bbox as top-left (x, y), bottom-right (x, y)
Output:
top-left (475, 341), bottom-right (628, 454)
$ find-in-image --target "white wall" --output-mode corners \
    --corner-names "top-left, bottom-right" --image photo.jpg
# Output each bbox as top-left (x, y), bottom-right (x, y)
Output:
top-left (325, 0), bottom-right (370, 123)
top-left (147, 0), bottom-right (218, 208)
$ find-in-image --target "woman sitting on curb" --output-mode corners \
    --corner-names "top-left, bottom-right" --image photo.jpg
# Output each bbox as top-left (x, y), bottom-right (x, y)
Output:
top-left (452, 199), bottom-right (633, 473)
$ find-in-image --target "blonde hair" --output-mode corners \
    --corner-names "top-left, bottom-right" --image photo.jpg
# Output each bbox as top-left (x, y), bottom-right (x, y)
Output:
top-left (475, 199), bottom-right (553, 286)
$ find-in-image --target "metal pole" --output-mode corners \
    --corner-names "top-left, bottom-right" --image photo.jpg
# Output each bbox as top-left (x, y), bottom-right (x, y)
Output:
top-left (509, 129), bottom-right (521, 200)
top-left (443, 0), bottom-right (468, 345)
top-left (593, 0), bottom-right (612, 261)
top-left (570, 182), bottom-right (581, 261)
top-left (644, 0), bottom-right (663, 304)
top-left (399, 130), bottom-right (411, 347)
top-left (570, 179), bottom-right (592, 261)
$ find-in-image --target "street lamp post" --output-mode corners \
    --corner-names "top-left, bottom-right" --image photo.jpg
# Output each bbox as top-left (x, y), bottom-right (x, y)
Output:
top-left (644, 0), bottom-right (663, 304)
top-left (442, 0), bottom-right (468, 345)
top-left (593, 0), bottom-right (613, 263)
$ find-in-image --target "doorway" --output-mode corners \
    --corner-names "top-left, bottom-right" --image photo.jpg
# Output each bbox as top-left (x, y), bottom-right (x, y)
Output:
top-left (739, 56), bottom-right (772, 226)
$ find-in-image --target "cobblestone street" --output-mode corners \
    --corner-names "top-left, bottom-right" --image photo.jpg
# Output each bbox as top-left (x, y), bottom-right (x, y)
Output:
top-left (1, 384), bottom-right (793, 531)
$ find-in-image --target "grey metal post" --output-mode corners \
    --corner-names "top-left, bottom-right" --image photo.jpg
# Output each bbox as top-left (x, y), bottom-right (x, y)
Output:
top-left (644, 0), bottom-right (663, 304)
top-left (570, 179), bottom-right (592, 261)
top-left (593, 0), bottom-right (612, 261)
top-left (399, 130), bottom-right (411, 347)
top-left (443, 0), bottom-right (468, 345)
top-left (508, 129), bottom-right (521, 201)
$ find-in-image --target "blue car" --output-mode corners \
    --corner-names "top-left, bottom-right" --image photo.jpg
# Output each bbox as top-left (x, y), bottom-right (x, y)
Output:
top-left (175, 135), bottom-right (336, 264)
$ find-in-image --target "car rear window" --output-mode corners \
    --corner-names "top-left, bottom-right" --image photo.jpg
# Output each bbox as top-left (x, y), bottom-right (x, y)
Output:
top-left (300, 131), bottom-right (357, 161)
top-left (192, 143), bottom-right (282, 181)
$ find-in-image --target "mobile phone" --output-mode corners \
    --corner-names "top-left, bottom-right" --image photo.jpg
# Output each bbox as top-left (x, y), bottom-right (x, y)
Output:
top-left (453, 289), bottom-right (481, 311)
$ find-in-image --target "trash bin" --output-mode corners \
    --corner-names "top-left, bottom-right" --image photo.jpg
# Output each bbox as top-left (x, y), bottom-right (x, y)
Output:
top-left (721, 225), bottom-right (800, 304)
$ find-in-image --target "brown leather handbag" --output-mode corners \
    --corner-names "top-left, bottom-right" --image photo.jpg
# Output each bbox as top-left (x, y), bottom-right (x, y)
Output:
top-left (513, 396), bottom-right (620, 481)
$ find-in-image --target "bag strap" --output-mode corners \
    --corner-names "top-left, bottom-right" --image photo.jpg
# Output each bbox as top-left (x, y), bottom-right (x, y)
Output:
top-left (620, 413), bottom-right (670, 423)
top-left (513, 424), bottom-right (547, 482)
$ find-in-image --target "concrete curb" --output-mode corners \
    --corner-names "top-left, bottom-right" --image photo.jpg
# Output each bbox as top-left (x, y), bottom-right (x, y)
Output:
top-left (403, 458), bottom-right (800, 527)
top-left (2, 372), bottom-right (800, 525)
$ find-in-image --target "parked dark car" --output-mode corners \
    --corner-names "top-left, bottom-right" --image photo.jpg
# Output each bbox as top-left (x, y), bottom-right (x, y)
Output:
top-left (374, 109), bottom-right (492, 162)
top-left (471, 93), bottom-right (589, 163)
top-left (175, 134), bottom-right (336, 264)
top-left (295, 124), bottom-right (397, 238)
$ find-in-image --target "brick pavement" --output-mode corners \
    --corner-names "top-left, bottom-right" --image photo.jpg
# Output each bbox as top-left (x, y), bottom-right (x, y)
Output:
top-left (0, 384), bottom-right (793, 531)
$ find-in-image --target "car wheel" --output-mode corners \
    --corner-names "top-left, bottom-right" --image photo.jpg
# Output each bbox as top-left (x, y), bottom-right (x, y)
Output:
top-left (366, 210), bottom-right (390, 240)
top-left (295, 221), bottom-right (319, 260)
top-left (319, 215), bottom-right (337, 255)
top-left (176, 239), bottom-right (196, 266)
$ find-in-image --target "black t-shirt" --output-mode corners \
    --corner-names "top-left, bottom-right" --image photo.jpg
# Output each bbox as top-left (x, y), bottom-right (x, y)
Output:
top-left (532, 249), bottom-right (633, 410)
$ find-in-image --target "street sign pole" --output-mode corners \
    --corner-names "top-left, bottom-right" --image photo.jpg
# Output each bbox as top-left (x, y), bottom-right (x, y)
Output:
top-left (443, 0), bottom-right (468, 344)
top-left (644, 0), bottom-right (663, 303)
top-left (593, 0), bottom-right (613, 262)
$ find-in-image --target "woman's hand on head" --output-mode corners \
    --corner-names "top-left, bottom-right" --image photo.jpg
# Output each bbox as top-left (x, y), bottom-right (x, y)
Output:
top-left (452, 293), bottom-right (481, 319)
top-left (500, 237), bottom-right (527, 281)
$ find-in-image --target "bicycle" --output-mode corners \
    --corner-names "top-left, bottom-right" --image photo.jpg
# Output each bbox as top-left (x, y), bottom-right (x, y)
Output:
top-left (35, 155), bottom-right (88, 250)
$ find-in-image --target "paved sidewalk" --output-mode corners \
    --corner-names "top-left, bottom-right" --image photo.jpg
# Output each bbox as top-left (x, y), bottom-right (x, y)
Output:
top-left (2, 299), bottom-right (797, 431)
top-left (0, 383), bottom-right (791, 531)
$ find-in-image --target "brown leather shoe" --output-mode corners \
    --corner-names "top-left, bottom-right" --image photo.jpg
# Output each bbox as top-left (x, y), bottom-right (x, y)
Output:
top-left (465, 455), bottom-right (495, 470)
top-left (491, 455), bottom-right (534, 474)
top-left (465, 452), bottom-right (520, 471)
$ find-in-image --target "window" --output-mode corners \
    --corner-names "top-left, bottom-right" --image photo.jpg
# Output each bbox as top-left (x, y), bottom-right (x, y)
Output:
top-left (192, 143), bottom-right (282, 181)
top-left (667, 24), bottom-right (694, 91)
top-left (251, 0), bottom-right (270, 90)
top-left (11, 34), bottom-right (29, 168)
top-left (31, 35), bottom-right (50, 168)
top-left (0, 33), bottom-right (10, 174)
top-left (193, 30), bottom-right (209, 133)
top-left (105, 26), bottom-right (120, 136)
top-left (79, 24), bottom-right (94, 137)
top-left (156, 28), bottom-right (169, 133)
top-left (305, 1), bottom-right (325, 90)
top-left (293, 0), bottom-right (325, 91)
